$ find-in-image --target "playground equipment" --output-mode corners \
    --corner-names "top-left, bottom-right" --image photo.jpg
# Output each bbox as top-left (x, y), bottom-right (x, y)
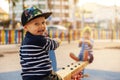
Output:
top-left (57, 61), bottom-right (89, 80)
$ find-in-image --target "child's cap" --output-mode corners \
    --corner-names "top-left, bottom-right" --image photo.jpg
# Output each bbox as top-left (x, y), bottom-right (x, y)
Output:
top-left (21, 6), bottom-right (52, 26)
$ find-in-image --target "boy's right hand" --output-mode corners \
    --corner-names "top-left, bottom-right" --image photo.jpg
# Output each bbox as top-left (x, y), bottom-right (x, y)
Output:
top-left (53, 38), bottom-right (61, 44)
top-left (84, 40), bottom-right (91, 45)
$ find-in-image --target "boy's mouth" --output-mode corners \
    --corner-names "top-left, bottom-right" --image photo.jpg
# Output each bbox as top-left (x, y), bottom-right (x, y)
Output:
top-left (38, 29), bottom-right (45, 33)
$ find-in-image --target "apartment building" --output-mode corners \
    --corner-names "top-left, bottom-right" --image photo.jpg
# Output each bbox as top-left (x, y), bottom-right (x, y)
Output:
top-left (0, 7), bottom-right (9, 21)
top-left (9, 0), bottom-right (77, 24)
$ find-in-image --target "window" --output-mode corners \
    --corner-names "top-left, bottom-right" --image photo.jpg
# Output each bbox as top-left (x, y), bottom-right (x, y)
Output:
top-left (63, 5), bottom-right (69, 9)
top-left (63, 0), bottom-right (69, 1)
top-left (38, 4), bottom-right (46, 9)
top-left (53, 13), bottom-right (61, 17)
top-left (64, 13), bottom-right (69, 17)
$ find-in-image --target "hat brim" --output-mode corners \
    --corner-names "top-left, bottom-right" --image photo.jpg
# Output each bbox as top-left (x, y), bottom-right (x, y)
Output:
top-left (26, 12), bottom-right (52, 25)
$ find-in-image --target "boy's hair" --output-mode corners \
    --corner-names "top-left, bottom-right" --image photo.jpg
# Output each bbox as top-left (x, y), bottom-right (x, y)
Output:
top-left (82, 26), bottom-right (92, 36)
top-left (84, 29), bottom-right (91, 34)
top-left (21, 6), bottom-right (52, 26)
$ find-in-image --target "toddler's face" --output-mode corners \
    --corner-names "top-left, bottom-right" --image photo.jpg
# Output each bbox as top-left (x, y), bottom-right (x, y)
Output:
top-left (84, 32), bottom-right (90, 39)
top-left (24, 17), bottom-right (46, 35)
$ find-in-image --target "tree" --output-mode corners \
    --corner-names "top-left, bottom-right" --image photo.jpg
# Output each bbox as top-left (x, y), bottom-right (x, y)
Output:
top-left (7, 0), bottom-right (19, 29)
top-left (22, 0), bottom-right (25, 10)
top-left (48, 0), bottom-right (52, 10)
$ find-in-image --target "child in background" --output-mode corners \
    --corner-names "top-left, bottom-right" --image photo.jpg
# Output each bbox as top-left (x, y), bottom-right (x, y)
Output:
top-left (20, 6), bottom-right (62, 80)
top-left (70, 27), bottom-right (94, 63)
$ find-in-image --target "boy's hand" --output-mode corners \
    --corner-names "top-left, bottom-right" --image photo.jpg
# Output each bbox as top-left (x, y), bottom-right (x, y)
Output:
top-left (43, 30), bottom-right (49, 37)
top-left (84, 40), bottom-right (92, 46)
top-left (53, 38), bottom-right (61, 44)
top-left (84, 40), bottom-right (90, 44)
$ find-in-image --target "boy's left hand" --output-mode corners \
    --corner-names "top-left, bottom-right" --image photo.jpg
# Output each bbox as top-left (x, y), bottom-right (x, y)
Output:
top-left (84, 40), bottom-right (90, 44)
top-left (84, 40), bottom-right (91, 46)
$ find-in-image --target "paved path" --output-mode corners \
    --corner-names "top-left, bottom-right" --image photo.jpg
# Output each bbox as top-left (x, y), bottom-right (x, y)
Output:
top-left (0, 40), bottom-right (120, 80)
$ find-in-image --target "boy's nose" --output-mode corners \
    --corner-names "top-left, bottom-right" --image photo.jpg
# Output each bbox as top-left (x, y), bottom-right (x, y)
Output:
top-left (41, 25), bottom-right (45, 30)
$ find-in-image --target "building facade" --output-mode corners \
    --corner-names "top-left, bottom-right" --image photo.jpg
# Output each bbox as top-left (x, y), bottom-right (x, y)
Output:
top-left (0, 7), bottom-right (9, 21)
top-left (9, 0), bottom-right (79, 27)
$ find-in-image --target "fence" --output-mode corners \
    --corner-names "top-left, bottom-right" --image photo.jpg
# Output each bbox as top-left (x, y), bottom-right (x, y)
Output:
top-left (0, 29), bottom-right (120, 44)
top-left (0, 30), bottom-right (25, 44)
top-left (49, 29), bottom-right (120, 41)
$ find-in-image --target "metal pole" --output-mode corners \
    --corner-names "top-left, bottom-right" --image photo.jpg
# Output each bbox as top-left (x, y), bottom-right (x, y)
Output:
top-left (22, 0), bottom-right (25, 10)
top-left (21, 0), bottom-right (25, 41)
top-left (60, 0), bottom-right (63, 24)
top-left (81, 10), bottom-right (85, 29)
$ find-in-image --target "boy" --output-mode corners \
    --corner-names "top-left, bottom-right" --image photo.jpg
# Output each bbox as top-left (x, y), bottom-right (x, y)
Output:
top-left (70, 27), bottom-right (94, 78)
top-left (70, 27), bottom-right (94, 63)
top-left (20, 6), bottom-right (62, 80)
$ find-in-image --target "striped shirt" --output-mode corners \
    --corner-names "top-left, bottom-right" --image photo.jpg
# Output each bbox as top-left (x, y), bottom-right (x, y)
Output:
top-left (20, 32), bottom-right (59, 77)
top-left (80, 38), bottom-right (94, 54)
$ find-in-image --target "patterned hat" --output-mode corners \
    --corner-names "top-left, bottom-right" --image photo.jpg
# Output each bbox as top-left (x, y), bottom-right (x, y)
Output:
top-left (21, 6), bottom-right (52, 26)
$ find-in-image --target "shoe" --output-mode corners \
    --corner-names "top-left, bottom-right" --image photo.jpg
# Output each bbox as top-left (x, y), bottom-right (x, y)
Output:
top-left (69, 53), bottom-right (79, 61)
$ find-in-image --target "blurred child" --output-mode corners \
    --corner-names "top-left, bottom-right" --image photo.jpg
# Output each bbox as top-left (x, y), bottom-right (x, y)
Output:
top-left (70, 27), bottom-right (94, 63)
top-left (20, 6), bottom-right (62, 80)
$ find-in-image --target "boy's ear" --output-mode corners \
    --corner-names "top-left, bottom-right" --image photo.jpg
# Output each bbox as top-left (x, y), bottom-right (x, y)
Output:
top-left (24, 25), bottom-right (28, 31)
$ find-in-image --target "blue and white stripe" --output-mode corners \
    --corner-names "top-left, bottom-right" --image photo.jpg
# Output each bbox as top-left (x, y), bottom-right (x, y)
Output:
top-left (20, 36), bottom-right (59, 77)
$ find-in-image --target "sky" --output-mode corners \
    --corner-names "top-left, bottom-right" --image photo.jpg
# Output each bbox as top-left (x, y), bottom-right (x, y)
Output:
top-left (0, 0), bottom-right (120, 13)
top-left (0, 0), bottom-right (9, 13)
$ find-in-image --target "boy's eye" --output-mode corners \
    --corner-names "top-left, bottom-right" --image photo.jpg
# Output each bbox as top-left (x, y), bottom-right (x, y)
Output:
top-left (42, 21), bottom-right (46, 25)
top-left (35, 23), bottom-right (40, 26)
